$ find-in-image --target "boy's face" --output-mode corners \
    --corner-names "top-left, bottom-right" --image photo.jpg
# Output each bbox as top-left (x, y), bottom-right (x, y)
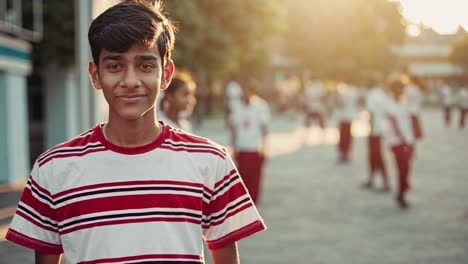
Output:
top-left (166, 85), bottom-right (197, 115)
top-left (89, 43), bottom-right (174, 122)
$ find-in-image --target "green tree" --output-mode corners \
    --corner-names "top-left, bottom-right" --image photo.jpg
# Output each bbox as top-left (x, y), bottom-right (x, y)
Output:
top-left (164, 0), bottom-right (284, 80)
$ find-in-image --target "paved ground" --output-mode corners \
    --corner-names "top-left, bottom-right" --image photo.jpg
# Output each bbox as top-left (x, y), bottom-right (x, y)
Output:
top-left (1, 108), bottom-right (467, 264)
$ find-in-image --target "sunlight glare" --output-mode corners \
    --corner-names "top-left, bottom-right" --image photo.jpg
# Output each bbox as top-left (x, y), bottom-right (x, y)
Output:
top-left (398, 0), bottom-right (468, 34)
top-left (406, 24), bottom-right (421, 37)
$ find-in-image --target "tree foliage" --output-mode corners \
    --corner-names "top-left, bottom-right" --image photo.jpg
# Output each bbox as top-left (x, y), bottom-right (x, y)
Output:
top-left (285, 0), bottom-right (405, 84)
top-left (163, 0), bottom-right (284, 81)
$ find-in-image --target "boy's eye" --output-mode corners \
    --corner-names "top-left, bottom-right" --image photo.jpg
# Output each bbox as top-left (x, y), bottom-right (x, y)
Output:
top-left (106, 64), bottom-right (121, 71)
top-left (140, 64), bottom-right (155, 71)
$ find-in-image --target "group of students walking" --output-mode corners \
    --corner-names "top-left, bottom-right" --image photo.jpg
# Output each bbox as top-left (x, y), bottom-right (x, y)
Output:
top-left (300, 74), bottom-right (468, 209)
top-left (300, 75), bottom-right (425, 209)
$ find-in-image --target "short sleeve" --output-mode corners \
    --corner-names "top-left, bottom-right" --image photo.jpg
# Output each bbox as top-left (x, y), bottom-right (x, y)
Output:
top-left (202, 153), bottom-right (266, 250)
top-left (5, 162), bottom-right (63, 254)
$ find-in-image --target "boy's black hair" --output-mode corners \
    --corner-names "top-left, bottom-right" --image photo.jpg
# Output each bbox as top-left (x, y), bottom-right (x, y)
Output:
top-left (88, 0), bottom-right (176, 67)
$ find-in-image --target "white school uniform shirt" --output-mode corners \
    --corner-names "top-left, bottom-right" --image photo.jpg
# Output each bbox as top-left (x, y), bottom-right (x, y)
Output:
top-left (405, 84), bottom-right (423, 114)
top-left (441, 85), bottom-right (454, 106)
top-left (230, 96), bottom-right (271, 151)
top-left (366, 87), bottom-right (388, 136)
top-left (458, 88), bottom-right (468, 108)
top-left (226, 81), bottom-right (242, 111)
top-left (339, 86), bottom-right (359, 121)
top-left (303, 82), bottom-right (325, 113)
top-left (385, 97), bottom-right (414, 146)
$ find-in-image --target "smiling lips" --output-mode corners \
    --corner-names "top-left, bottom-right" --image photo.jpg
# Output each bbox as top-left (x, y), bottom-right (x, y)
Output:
top-left (117, 94), bottom-right (147, 103)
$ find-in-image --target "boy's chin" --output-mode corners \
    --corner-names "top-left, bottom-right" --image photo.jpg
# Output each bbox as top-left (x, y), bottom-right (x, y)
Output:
top-left (115, 110), bottom-right (150, 121)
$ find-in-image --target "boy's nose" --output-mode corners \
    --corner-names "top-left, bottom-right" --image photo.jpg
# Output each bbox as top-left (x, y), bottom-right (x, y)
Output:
top-left (121, 67), bottom-right (141, 88)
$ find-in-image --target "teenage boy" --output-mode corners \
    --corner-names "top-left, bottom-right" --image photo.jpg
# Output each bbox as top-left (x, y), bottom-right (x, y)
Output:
top-left (230, 80), bottom-right (271, 204)
top-left (5, 2), bottom-right (266, 263)
top-left (386, 76), bottom-right (415, 209)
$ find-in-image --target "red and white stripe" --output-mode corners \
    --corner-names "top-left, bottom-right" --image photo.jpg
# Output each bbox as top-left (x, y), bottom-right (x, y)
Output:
top-left (78, 254), bottom-right (203, 264)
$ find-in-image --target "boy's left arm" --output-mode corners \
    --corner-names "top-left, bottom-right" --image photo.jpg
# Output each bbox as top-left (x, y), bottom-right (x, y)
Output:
top-left (210, 243), bottom-right (239, 264)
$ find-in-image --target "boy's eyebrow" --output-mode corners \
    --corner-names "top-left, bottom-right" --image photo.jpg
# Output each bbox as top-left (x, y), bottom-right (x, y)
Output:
top-left (136, 55), bottom-right (159, 61)
top-left (102, 55), bottom-right (123, 61)
top-left (101, 54), bottom-right (158, 62)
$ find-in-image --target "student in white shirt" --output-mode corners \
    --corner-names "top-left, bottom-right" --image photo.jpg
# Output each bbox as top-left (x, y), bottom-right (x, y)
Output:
top-left (224, 79), bottom-right (242, 128)
top-left (405, 76), bottom-right (424, 140)
top-left (386, 76), bottom-right (415, 209)
top-left (362, 82), bottom-right (389, 191)
top-left (302, 80), bottom-right (326, 130)
top-left (159, 71), bottom-right (197, 132)
top-left (440, 82), bottom-right (454, 127)
top-left (457, 87), bottom-right (468, 129)
top-left (337, 83), bottom-right (358, 163)
top-left (230, 79), bottom-right (271, 204)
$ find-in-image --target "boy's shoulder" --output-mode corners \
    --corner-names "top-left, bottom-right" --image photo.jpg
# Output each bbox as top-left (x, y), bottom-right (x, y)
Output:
top-left (36, 125), bottom-right (104, 168)
top-left (162, 123), bottom-right (229, 160)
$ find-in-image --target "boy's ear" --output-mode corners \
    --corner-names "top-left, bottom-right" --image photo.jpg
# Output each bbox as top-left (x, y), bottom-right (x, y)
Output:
top-left (88, 61), bottom-right (102, 90)
top-left (160, 60), bottom-right (174, 91)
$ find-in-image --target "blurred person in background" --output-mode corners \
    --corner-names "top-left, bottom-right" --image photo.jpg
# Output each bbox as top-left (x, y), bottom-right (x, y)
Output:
top-left (439, 80), bottom-right (454, 127)
top-left (224, 78), bottom-right (243, 129)
top-left (158, 71), bottom-right (197, 132)
top-left (230, 79), bottom-right (271, 204)
top-left (405, 76), bottom-right (425, 141)
top-left (386, 76), bottom-right (415, 209)
top-left (457, 86), bottom-right (468, 129)
top-left (302, 80), bottom-right (327, 141)
top-left (362, 77), bottom-right (390, 191)
top-left (336, 83), bottom-right (359, 163)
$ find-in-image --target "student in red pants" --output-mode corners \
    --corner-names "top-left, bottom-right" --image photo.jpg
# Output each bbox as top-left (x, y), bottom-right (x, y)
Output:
top-left (386, 76), bottom-right (415, 209)
top-left (362, 82), bottom-right (390, 191)
top-left (229, 79), bottom-right (271, 204)
top-left (337, 84), bottom-right (358, 163)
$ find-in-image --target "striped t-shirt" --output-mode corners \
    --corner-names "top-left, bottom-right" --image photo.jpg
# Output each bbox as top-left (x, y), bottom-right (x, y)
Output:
top-left (5, 122), bottom-right (266, 264)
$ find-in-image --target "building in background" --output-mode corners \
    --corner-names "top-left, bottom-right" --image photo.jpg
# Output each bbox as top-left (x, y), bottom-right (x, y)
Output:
top-left (395, 27), bottom-right (466, 80)
top-left (0, 0), bottom-right (43, 183)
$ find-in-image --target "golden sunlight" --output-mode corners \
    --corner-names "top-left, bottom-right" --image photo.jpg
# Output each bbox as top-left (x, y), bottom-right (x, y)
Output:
top-left (398, 0), bottom-right (468, 34)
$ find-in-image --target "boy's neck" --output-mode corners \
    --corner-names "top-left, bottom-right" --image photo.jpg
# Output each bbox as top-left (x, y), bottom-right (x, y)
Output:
top-left (104, 115), bottom-right (161, 147)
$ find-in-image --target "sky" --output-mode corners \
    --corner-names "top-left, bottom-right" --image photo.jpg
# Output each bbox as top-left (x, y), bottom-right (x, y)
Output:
top-left (397, 0), bottom-right (468, 34)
